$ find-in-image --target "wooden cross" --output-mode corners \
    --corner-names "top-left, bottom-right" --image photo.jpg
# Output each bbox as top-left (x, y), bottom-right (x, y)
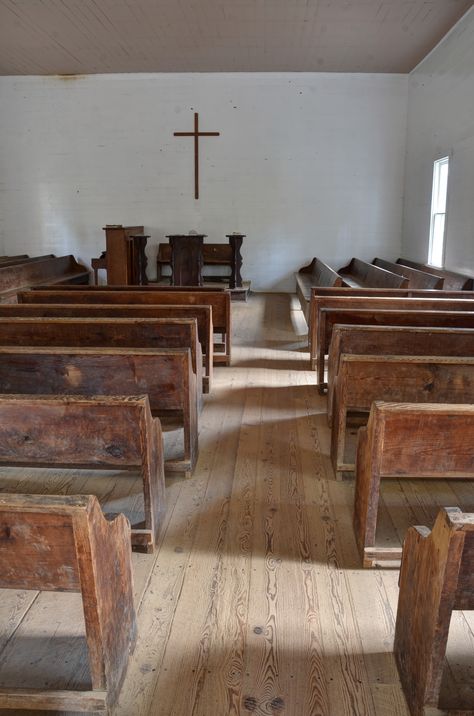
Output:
top-left (174, 112), bottom-right (220, 200)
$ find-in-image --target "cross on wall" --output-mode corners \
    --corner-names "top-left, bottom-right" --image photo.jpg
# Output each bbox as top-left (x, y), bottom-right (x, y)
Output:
top-left (174, 113), bottom-right (220, 200)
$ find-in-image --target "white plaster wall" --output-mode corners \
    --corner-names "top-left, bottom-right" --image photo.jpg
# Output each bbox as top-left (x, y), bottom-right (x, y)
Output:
top-left (0, 73), bottom-right (408, 290)
top-left (402, 8), bottom-right (474, 274)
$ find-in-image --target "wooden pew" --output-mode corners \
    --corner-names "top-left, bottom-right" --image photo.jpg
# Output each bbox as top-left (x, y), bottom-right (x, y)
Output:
top-left (308, 286), bottom-right (474, 346)
top-left (19, 289), bottom-right (232, 366)
top-left (312, 297), bottom-right (474, 384)
top-left (0, 493), bottom-right (136, 712)
top-left (0, 394), bottom-right (165, 553)
top-left (0, 254), bottom-right (55, 268)
top-left (397, 257), bottom-right (474, 290)
top-left (372, 257), bottom-right (443, 289)
top-left (337, 257), bottom-right (409, 288)
top-left (394, 507), bottom-right (474, 716)
top-left (327, 325), bottom-right (474, 424)
top-left (295, 258), bottom-right (343, 322)
top-left (0, 346), bottom-right (198, 476)
top-left (0, 255), bottom-right (89, 303)
top-left (0, 316), bottom-right (204, 411)
top-left (0, 302), bottom-right (213, 392)
top-left (331, 355), bottom-right (474, 475)
top-left (353, 402), bottom-right (474, 568)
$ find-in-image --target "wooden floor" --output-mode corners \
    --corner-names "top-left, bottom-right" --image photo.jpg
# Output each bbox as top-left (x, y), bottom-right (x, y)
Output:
top-left (0, 292), bottom-right (473, 716)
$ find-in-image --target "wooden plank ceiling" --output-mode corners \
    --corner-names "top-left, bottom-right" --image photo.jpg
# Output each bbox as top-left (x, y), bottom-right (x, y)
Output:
top-left (0, 0), bottom-right (472, 75)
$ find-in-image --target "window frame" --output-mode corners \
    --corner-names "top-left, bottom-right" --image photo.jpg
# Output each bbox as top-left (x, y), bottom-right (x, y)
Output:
top-left (427, 155), bottom-right (450, 268)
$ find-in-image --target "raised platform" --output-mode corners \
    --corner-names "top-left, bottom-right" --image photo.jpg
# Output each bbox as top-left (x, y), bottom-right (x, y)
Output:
top-left (153, 279), bottom-right (251, 302)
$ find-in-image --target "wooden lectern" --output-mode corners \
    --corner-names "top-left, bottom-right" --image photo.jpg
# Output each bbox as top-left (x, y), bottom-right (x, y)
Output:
top-left (167, 234), bottom-right (206, 286)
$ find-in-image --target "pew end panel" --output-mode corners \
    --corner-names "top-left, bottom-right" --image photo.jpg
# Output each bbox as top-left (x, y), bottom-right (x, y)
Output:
top-left (0, 493), bottom-right (137, 711)
top-left (394, 507), bottom-right (474, 716)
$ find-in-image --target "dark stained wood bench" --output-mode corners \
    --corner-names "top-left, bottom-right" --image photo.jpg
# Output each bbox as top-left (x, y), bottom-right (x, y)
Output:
top-left (308, 286), bottom-right (474, 354)
top-left (0, 346), bottom-right (198, 476)
top-left (372, 257), bottom-right (443, 289)
top-left (337, 257), bottom-right (409, 289)
top-left (331, 355), bottom-right (474, 475)
top-left (295, 258), bottom-right (343, 322)
top-left (327, 325), bottom-right (474, 424)
top-left (0, 255), bottom-right (89, 303)
top-left (0, 301), bottom-right (213, 393)
top-left (0, 254), bottom-right (55, 268)
top-left (394, 507), bottom-right (474, 715)
top-left (0, 493), bottom-right (136, 712)
top-left (20, 288), bottom-right (232, 366)
top-left (311, 296), bottom-right (474, 383)
top-left (0, 316), bottom-right (204, 412)
top-left (0, 394), bottom-right (164, 553)
top-left (397, 257), bottom-right (474, 290)
top-left (353, 402), bottom-right (474, 568)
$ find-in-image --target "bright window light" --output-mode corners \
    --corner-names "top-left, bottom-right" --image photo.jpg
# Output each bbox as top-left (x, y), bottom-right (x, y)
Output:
top-left (428, 156), bottom-right (449, 268)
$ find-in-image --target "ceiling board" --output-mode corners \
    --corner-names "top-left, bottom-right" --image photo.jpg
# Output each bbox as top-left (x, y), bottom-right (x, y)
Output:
top-left (0, 0), bottom-right (472, 75)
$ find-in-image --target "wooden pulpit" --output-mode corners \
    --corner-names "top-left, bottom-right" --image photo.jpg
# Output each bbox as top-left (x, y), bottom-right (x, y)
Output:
top-left (167, 234), bottom-right (206, 286)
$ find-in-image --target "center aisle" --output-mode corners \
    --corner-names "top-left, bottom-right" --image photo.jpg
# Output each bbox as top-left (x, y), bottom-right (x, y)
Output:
top-left (115, 292), bottom-right (408, 716)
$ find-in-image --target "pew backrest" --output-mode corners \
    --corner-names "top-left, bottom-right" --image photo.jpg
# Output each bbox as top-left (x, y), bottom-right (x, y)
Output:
top-left (397, 258), bottom-right (474, 290)
top-left (0, 493), bottom-right (136, 709)
top-left (0, 255), bottom-right (89, 303)
top-left (337, 258), bottom-right (409, 288)
top-left (372, 257), bottom-right (443, 289)
top-left (295, 258), bottom-right (343, 321)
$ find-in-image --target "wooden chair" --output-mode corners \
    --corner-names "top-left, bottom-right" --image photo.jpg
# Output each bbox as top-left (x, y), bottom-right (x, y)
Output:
top-left (394, 507), bottom-right (474, 716)
top-left (330, 354), bottom-right (474, 475)
top-left (372, 257), bottom-right (444, 289)
top-left (0, 346), bottom-right (198, 477)
top-left (0, 394), bottom-right (165, 552)
top-left (0, 493), bottom-right (136, 711)
top-left (19, 288), bottom-right (232, 366)
top-left (353, 402), bottom-right (474, 567)
top-left (326, 325), bottom-right (474, 425)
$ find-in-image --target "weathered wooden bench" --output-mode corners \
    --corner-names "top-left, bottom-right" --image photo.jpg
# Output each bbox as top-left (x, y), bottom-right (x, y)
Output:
top-left (0, 346), bottom-right (198, 476)
top-left (372, 257), bottom-right (443, 289)
top-left (397, 258), bottom-right (474, 290)
top-left (295, 258), bottom-right (343, 322)
top-left (337, 257), bottom-right (409, 289)
top-left (0, 255), bottom-right (89, 303)
top-left (312, 297), bottom-right (474, 384)
top-left (20, 288), bottom-right (232, 365)
top-left (308, 286), bottom-right (474, 354)
top-left (331, 355), bottom-right (474, 475)
top-left (0, 394), bottom-right (165, 553)
top-left (327, 325), bottom-right (474, 424)
top-left (353, 402), bottom-right (474, 568)
top-left (0, 493), bottom-right (136, 712)
top-left (394, 507), bottom-right (474, 715)
top-left (0, 316), bottom-right (204, 411)
top-left (5, 301), bottom-right (214, 392)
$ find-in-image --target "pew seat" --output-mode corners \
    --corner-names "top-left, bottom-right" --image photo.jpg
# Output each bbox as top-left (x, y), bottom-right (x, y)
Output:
top-left (331, 354), bottom-right (474, 475)
top-left (0, 346), bottom-right (198, 476)
top-left (0, 394), bottom-right (165, 553)
top-left (353, 402), bottom-right (474, 567)
top-left (395, 507), bottom-right (474, 715)
top-left (0, 493), bottom-right (136, 712)
top-left (337, 257), bottom-right (409, 289)
top-left (295, 258), bottom-right (343, 322)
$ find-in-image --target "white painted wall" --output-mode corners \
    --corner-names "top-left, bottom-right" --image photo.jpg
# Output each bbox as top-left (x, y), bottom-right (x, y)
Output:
top-left (402, 8), bottom-right (474, 275)
top-left (0, 73), bottom-right (408, 290)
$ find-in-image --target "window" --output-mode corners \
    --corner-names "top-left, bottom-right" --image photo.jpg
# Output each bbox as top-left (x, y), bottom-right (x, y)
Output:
top-left (428, 156), bottom-right (449, 268)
